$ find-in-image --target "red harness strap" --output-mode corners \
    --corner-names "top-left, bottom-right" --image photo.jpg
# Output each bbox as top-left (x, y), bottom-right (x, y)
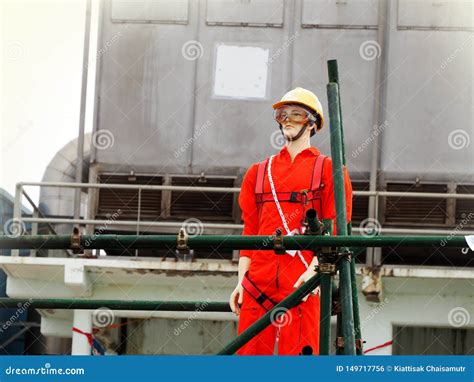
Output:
top-left (72, 326), bottom-right (94, 347)
top-left (254, 154), bottom-right (327, 209)
top-left (242, 271), bottom-right (278, 311)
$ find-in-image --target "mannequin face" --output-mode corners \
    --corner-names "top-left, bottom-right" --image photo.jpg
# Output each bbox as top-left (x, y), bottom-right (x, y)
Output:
top-left (275, 105), bottom-right (315, 140)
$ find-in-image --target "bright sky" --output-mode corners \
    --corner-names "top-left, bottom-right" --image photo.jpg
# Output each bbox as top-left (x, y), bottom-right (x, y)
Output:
top-left (1, 0), bottom-right (98, 206)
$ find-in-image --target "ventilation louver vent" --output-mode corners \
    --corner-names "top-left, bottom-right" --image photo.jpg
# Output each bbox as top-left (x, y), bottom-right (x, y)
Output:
top-left (97, 174), bottom-right (163, 220)
top-left (385, 183), bottom-right (448, 226)
top-left (170, 177), bottom-right (235, 221)
top-left (351, 181), bottom-right (370, 224)
top-left (455, 184), bottom-right (474, 226)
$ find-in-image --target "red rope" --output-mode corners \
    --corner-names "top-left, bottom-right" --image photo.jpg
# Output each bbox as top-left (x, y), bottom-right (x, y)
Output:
top-left (72, 326), bottom-right (94, 347)
top-left (363, 340), bottom-right (393, 354)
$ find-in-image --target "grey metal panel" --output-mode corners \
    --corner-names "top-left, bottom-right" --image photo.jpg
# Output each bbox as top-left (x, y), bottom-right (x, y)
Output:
top-left (93, 0), bottom-right (474, 183)
top-left (302, 0), bottom-right (379, 28)
top-left (206, 0), bottom-right (284, 27)
top-left (191, 5), bottom-right (291, 170)
top-left (95, 0), bottom-right (197, 172)
top-left (381, 1), bottom-right (474, 179)
top-left (292, 28), bottom-right (379, 176)
top-left (398, 0), bottom-right (474, 30)
top-left (111, 0), bottom-right (189, 24)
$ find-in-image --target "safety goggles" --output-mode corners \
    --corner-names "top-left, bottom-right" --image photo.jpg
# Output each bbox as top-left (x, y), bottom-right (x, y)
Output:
top-left (274, 107), bottom-right (314, 125)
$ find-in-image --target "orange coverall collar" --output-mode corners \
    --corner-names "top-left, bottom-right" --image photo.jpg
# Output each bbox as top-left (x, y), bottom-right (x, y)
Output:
top-left (279, 145), bottom-right (321, 160)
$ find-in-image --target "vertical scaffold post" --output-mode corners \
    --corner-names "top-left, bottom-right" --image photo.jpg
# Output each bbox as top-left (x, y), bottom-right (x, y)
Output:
top-left (327, 81), bottom-right (356, 355)
top-left (327, 59), bottom-right (363, 355)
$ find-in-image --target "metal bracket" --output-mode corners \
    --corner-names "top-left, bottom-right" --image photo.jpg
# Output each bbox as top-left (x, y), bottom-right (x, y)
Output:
top-left (335, 337), bottom-right (365, 351)
top-left (273, 228), bottom-right (286, 254)
top-left (318, 263), bottom-right (337, 274)
top-left (177, 228), bottom-right (189, 254)
top-left (355, 338), bottom-right (365, 350)
top-left (317, 237), bottom-right (339, 267)
top-left (70, 226), bottom-right (83, 255)
top-left (337, 249), bottom-right (353, 264)
top-left (335, 336), bottom-right (344, 349)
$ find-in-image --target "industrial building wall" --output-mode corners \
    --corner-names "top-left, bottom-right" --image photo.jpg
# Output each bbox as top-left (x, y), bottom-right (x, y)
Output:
top-left (92, 0), bottom-right (473, 181)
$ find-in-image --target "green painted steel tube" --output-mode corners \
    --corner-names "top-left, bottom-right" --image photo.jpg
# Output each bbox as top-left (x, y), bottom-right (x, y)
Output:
top-left (217, 273), bottom-right (322, 355)
top-left (0, 298), bottom-right (231, 311)
top-left (327, 60), bottom-right (346, 166)
top-left (319, 273), bottom-right (332, 355)
top-left (0, 234), bottom-right (468, 250)
top-left (328, 59), bottom-right (363, 355)
top-left (305, 209), bottom-right (323, 234)
top-left (319, 218), bottom-right (334, 355)
top-left (348, 222), bottom-right (363, 355)
top-left (328, 81), bottom-right (356, 355)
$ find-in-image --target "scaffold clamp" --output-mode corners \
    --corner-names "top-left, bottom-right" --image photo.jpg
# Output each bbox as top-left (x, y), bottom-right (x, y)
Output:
top-left (177, 228), bottom-right (190, 255)
top-left (70, 226), bottom-right (83, 255)
top-left (273, 228), bottom-right (286, 254)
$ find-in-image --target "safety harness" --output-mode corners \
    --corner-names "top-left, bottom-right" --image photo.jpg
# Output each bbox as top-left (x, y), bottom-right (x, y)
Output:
top-left (242, 153), bottom-right (327, 312)
top-left (242, 271), bottom-right (278, 311)
top-left (254, 153), bottom-right (327, 225)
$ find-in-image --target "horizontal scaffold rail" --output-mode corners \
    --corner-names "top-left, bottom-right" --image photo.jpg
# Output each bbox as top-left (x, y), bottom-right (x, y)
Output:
top-left (0, 298), bottom-right (231, 312)
top-left (0, 234), bottom-right (469, 250)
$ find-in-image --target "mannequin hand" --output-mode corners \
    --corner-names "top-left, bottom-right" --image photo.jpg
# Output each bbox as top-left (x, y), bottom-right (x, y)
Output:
top-left (293, 268), bottom-right (319, 302)
top-left (229, 283), bottom-right (244, 316)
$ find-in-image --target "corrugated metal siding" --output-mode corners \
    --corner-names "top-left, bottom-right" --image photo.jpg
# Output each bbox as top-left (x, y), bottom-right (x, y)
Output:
top-left (170, 176), bottom-right (235, 221)
top-left (97, 174), bottom-right (163, 220)
top-left (384, 183), bottom-right (448, 226)
top-left (351, 181), bottom-right (370, 224)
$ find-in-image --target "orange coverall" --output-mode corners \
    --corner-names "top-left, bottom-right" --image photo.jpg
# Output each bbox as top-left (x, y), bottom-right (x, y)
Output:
top-left (237, 145), bottom-right (353, 355)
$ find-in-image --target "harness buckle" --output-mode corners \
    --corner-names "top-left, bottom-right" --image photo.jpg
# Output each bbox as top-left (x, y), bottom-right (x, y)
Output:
top-left (289, 191), bottom-right (299, 202)
top-left (300, 189), bottom-right (309, 206)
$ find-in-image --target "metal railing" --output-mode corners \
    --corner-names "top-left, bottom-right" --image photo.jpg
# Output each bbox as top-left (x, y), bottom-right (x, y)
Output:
top-left (10, 179), bottom-right (474, 249)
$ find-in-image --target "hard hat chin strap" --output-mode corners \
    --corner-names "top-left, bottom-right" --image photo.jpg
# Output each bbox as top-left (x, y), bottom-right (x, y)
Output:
top-left (279, 121), bottom-right (312, 142)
